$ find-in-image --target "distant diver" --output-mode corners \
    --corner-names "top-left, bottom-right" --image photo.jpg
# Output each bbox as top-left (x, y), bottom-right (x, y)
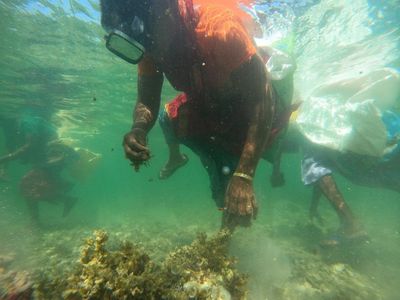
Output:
top-left (0, 107), bottom-right (79, 224)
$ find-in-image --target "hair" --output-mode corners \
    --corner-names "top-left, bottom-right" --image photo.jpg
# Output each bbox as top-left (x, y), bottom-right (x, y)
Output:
top-left (100, 0), bottom-right (152, 30)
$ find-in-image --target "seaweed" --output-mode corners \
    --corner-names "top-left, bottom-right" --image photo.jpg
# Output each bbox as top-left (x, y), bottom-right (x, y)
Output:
top-left (34, 229), bottom-right (247, 299)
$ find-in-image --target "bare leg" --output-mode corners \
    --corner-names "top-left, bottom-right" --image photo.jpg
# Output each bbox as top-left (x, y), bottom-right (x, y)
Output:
top-left (270, 143), bottom-right (285, 187)
top-left (167, 143), bottom-right (185, 164)
top-left (318, 175), bottom-right (360, 236)
top-left (309, 185), bottom-right (324, 225)
top-left (26, 199), bottom-right (39, 226)
top-left (159, 143), bottom-right (188, 179)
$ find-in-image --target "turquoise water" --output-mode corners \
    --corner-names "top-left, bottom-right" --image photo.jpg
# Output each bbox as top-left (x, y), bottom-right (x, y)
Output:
top-left (0, 0), bottom-right (399, 299)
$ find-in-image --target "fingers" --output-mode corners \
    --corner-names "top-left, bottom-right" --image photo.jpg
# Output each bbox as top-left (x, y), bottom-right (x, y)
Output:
top-left (123, 133), bottom-right (148, 152)
top-left (238, 197), bottom-right (254, 216)
top-left (129, 140), bottom-right (148, 152)
top-left (240, 194), bottom-right (257, 216)
top-left (122, 133), bottom-right (150, 163)
top-left (223, 178), bottom-right (257, 227)
top-left (222, 213), bottom-right (252, 230)
top-left (123, 143), bottom-right (149, 161)
top-left (226, 195), bottom-right (257, 217)
top-left (221, 212), bottom-right (252, 230)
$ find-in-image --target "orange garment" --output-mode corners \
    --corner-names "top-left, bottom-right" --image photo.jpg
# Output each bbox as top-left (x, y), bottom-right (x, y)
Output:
top-left (157, 4), bottom-right (261, 154)
top-left (195, 4), bottom-right (256, 86)
top-left (138, 4), bottom-right (256, 88)
top-left (193, 0), bottom-right (254, 22)
top-left (193, 0), bottom-right (258, 34)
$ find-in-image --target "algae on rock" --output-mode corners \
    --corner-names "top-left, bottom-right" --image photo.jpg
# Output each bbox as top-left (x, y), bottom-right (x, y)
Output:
top-left (34, 229), bottom-right (247, 299)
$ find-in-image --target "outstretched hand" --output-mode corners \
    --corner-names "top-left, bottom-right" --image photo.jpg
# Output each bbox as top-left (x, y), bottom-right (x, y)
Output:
top-left (122, 128), bottom-right (150, 171)
top-left (223, 176), bottom-right (258, 229)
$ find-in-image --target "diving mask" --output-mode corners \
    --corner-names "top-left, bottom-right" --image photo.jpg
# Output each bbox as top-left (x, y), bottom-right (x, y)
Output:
top-left (105, 15), bottom-right (149, 64)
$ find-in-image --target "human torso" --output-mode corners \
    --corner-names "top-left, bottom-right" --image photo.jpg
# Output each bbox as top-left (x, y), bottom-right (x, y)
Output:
top-left (19, 112), bottom-right (58, 165)
top-left (141, 4), bottom-right (258, 153)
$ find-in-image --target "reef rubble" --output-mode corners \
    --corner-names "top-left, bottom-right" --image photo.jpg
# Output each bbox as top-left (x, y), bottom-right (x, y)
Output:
top-left (34, 229), bottom-right (247, 299)
top-left (0, 253), bottom-right (33, 300)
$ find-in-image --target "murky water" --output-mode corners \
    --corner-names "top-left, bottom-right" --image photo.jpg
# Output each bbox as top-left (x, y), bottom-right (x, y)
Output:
top-left (0, 0), bottom-right (399, 299)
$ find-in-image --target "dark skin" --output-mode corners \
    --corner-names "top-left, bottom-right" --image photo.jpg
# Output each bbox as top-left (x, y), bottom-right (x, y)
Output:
top-left (0, 142), bottom-right (30, 182)
top-left (309, 174), bottom-right (359, 236)
top-left (0, 137), bottom-right (33, 165)
top-left (309, 152), bottom-right (400, 239)
top-left (1, 131), bottom-right (77, 223)
top-left (270, 142), bottom-right (285, 187)
top-left (223, 55), bottom-right (272, 223)
top-left (0, 134), bottom-right (68, 169)
top-left (120, 2), bottom-right (272, 226)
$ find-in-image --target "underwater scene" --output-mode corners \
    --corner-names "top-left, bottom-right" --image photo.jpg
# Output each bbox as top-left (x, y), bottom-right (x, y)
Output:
top-left (0, 0), bottom-right (399, 299)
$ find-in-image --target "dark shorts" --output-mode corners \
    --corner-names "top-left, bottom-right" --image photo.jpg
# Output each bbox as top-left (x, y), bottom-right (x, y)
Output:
top-left (159, 108), bottom-right (238, 207)
top-left (158, 89), bottom-right (292, 206)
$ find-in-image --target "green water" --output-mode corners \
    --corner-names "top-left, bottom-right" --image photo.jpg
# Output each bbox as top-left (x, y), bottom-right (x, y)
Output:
top-left (1, 0), bottom-right (400, 299)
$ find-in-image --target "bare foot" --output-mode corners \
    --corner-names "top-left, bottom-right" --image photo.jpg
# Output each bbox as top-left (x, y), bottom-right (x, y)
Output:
top-left (320, 226), bottom-right (369, 248)
top-left (159, 154), bottom-right (188, 180)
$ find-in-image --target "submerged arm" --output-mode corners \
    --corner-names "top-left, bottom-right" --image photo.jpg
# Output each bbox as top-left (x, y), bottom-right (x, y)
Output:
top-left (224, 54), bottom-right (273, 224)
top-left (0, 139), bottom-right (32, 164)
top-left (123, 71), bottom-right (164, 168)
top-left (133, 73), bottom-right (164, 132)
top-left (234, 54), bottom-right (272, 179)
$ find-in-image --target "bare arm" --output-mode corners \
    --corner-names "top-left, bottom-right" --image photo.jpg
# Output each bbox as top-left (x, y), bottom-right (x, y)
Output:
top-left (235, 55), bottom-right (272, 177)
top-left (233, 54), bottom-right (273, 177)
top-left (224, 54), bottom-right (273, 224)
top-left (133, 73), bottom-right (164, 132)
top-left (0, 141), bottom-right (31, 164)
top-left (123, 72), bottom-right (164, 169)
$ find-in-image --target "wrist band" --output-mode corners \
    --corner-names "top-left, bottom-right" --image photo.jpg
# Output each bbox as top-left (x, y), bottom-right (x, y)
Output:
top-left (233, 172), bottom-right (253, 181)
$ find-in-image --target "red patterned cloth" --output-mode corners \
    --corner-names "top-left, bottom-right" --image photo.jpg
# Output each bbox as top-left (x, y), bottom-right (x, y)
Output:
top-left (165, 93), bottom-right (188, 119)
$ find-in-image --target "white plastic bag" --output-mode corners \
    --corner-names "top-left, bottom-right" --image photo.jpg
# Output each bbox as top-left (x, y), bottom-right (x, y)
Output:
top-left (296, 68), bottom-right (400, 157)
top-left (255, 39), bottom-right (296, 81)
